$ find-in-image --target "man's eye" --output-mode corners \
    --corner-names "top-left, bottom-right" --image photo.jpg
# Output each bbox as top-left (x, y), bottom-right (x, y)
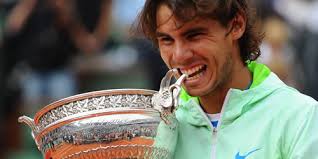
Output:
top-left (159, 37), bottom-right (173, 44)
top-left (187, 32), bottom-right (203, 39)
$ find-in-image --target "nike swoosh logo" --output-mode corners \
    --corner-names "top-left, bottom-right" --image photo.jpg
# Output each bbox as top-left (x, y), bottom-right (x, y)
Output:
top-left (235, 148), bottom-right (260, 159)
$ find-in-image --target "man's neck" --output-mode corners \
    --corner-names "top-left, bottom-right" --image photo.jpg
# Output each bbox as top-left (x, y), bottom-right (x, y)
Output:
top-left (199, 64), bottom-right (252, 114)
top-left (199, 87), bottom-right (229, 114)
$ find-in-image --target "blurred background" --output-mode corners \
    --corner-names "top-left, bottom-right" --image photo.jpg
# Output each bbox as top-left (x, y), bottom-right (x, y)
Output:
top-left (0, 0), bottom-right (317, 158)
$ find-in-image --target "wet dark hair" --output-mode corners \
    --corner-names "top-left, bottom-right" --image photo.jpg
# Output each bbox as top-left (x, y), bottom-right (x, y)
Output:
top-left (135, 0), bottom-right (263, 63)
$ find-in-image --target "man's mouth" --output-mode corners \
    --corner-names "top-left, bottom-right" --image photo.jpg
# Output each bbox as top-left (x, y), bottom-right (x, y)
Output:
top-left (179, 65), bottom-right (207, 80)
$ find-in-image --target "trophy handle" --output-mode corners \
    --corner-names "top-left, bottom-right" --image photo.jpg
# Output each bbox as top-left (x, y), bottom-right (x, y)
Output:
top-left (152, 69), bottom-right (187, 124)
top-left (18, 115), bottom-right (38, 138)
top-left (169, 73), bottom-right (187, 109)
top-left (159, 69), bottom-right (176, 93)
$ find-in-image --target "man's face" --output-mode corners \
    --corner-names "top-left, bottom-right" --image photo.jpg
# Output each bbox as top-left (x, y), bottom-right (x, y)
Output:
top-left (156, 5), bottom-right (241, 97)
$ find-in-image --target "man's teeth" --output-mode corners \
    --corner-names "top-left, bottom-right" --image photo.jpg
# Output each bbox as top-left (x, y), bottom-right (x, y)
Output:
top-left (181, 65), bottom-right (204, 77)
top-left (187, 72), bottom-right (204, 80)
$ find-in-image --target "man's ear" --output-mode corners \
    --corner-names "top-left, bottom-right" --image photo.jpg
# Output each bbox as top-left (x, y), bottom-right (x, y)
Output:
top-left (229, 12), bottom-right (246, 40)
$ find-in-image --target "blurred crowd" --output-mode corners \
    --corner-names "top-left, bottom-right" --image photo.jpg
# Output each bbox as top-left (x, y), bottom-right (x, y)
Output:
top-left (0, 0), bottom-right (317, 158)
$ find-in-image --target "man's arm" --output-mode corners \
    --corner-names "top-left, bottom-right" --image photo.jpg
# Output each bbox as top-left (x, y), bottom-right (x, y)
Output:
top-left (4, 0), bottom-right (37, 34)
top-left (284, 102), bottom-right (318, 159)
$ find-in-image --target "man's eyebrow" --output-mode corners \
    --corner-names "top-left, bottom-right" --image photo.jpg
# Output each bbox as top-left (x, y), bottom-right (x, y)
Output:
top-left (155, 27), bottom-right (207, 38)
top-left (156, 32), bottom-right (170, 38)
top-left (181, 27), bottom-right (208, 36)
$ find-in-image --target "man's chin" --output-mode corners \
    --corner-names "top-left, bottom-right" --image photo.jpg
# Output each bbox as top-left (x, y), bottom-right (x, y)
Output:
top-left (184, 88), bottom-right (207, 97)
top-left (184, 82), bottom-right (217, 97)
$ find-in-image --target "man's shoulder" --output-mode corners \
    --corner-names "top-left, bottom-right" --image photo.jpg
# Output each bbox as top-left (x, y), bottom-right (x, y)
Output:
top-left (262, 85), bottom-right (318, 124)
top-left (260, 72), bottom-right (317, 110)
top-left (270, 85), bottom-right (317, 108)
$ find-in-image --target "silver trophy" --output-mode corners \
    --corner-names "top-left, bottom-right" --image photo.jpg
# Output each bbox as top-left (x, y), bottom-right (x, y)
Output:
top-left (19, 69), bottom-right (187, 159)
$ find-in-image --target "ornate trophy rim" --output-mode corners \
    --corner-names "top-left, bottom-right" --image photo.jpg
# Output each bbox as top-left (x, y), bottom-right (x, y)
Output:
top-left (34, 89), bottom-right (157, 124)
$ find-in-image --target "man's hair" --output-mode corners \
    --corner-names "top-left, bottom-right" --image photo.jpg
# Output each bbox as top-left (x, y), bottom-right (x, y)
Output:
top-left (136, 0), bottom-right (263, 62)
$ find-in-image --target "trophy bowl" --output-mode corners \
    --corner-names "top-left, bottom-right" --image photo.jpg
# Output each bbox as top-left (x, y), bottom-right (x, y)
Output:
top-left (19, 70), bottom-right (187, 159)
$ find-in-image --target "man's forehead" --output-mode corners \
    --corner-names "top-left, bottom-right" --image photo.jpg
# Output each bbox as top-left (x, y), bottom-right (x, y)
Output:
top-left (156, 4), bottom-right (194, 32)
top-left (156, 5), bottom-right (176, 27)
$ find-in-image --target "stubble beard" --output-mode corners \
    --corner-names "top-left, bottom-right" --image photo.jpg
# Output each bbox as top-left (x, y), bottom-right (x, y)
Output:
top-left (201, 53), bottom-right (234, 98)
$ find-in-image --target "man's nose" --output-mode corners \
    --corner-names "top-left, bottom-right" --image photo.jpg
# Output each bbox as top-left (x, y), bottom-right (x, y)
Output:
top-left (173, 41), bottom-right (193, 62)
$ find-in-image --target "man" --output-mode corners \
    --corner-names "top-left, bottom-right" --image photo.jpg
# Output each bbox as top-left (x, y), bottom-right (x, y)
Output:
top-left (135, 0), bottom-right (318, 158)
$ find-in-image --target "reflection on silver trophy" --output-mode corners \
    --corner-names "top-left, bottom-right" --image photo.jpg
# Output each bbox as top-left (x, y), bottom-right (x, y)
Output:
top-left (19, 69), bottom-right (187, 159)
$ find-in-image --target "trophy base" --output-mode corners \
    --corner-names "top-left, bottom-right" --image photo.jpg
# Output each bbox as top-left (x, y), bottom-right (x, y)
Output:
top-left (63, 145), bottom-right (172, 159)
top-left (45, 138), bottom-right (172, 159)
